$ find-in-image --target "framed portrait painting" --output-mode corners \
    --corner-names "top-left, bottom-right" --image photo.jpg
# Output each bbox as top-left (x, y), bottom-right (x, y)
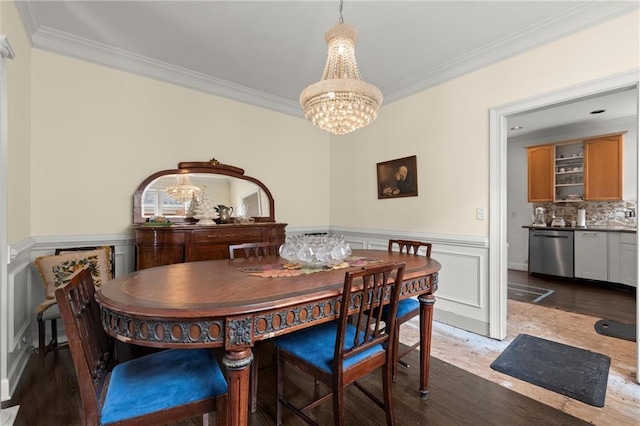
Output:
top-left (377, 155), bottom-right (418, 199)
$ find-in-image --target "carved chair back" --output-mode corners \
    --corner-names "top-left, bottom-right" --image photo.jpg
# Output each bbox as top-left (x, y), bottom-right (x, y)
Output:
top-left (388, 239), bottom-right (432, 258)
top-left (228, 241), bottom-right (281, 259)
top-left (55, 267), bottom-right (112, 424)
top-left (336, 263), bottom-right (406, 373)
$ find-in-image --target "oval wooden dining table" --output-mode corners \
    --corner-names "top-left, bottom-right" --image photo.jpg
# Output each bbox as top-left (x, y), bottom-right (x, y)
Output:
top-left (96, 249), bottom-right (441, 426)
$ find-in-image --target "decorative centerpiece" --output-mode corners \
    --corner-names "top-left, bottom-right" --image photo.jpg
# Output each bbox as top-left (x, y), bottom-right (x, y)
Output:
top-left (278, 234), bottom-right (352, 267)
top-left (193, 185), bottom-right (216, 225)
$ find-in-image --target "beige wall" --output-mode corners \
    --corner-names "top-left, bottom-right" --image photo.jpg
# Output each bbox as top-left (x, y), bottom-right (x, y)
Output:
top-left (3, 0), bottom-right (31, 243)
top-left (29, 51), bottom-right (330, 237)
top-left (329, 12), bottom-right (639, 236)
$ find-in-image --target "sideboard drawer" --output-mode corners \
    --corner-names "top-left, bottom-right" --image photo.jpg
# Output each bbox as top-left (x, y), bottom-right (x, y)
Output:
top-left (191, 228), bottom-right (263, 243)
top-left (133, 228), bottom-right (186, 244)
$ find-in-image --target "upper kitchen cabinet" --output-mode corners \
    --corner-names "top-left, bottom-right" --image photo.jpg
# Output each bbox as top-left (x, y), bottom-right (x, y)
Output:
top-left (527, 132), bottom-right (625, 203)
top-left (527, 145), bottom-right (554, 202)
top-left (584, 134), bottom-right (624, 201)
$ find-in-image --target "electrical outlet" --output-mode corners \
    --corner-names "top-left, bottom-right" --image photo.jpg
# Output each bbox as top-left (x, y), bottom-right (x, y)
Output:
top-left (476, 208), bottom-right (486, 220)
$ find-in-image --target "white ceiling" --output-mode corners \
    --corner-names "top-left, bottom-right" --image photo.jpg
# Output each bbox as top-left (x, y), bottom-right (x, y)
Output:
top-left (15, 1), bottom-right (639, 132)
top-left (507, 87), bottom-right (638, 138)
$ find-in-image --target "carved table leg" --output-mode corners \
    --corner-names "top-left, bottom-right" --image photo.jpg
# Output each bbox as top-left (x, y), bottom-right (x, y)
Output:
top-left (223, 348), bottom-right (254, 426)
top-left (418, 293), bottom-right (436, 399)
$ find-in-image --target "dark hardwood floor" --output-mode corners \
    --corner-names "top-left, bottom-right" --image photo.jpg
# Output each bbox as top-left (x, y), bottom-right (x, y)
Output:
top-left (508, 270), bottom-right (636, 324)
top-left (4, 343), bottom-right (590, 426)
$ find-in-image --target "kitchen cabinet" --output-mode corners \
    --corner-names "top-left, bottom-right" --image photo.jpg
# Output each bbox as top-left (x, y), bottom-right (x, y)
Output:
top-left (608, 232), bottom-right (637, 287)
top-left (527, 145), bottom-right (554, 202)
top-left (574, 230), bottom-right (608, 281)
top-left (527, 133), bottom-right (624, 203)
top-left (525, 226), bottom-right (637, 287)
top-left (584, 134), bottom-right (623, 201)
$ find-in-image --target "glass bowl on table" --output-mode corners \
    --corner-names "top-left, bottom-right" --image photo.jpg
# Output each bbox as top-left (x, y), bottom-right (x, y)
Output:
top-left (279, 234), bottom-right (352, 267)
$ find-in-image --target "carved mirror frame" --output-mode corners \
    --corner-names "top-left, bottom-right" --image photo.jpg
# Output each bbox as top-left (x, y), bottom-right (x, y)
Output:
top-left (133, 159), bottom-right (276, 224)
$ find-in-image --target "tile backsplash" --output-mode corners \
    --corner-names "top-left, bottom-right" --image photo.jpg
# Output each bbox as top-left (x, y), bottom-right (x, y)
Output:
top-left (533, 200), bottom-right (637, 227)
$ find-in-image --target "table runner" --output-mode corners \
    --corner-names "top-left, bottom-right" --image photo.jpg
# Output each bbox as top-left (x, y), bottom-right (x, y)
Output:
top-left (239, 256), bottom-right (381, 277)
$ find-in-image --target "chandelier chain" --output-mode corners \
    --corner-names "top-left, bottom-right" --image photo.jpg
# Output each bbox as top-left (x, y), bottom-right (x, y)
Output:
top-left (339, 0), bottom-right (344, 24)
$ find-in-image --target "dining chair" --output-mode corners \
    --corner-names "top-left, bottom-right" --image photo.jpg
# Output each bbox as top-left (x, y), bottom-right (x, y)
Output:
top-left (386, 239), bottom-right (432, 380)
top-left (228, 241), bottom-right (281, 259)
top-left (34, 246), bottom-right (115, 368)
top-left (228, 241), bottom-right (281, 414)
top-left (55, 267), bottom-right (229, 426)
top-left (274, 262), bottom-right (406, 426)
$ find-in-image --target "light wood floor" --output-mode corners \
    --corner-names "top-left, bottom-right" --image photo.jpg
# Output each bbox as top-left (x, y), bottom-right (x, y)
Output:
top-left (400, 285), bottom-right (639, 425)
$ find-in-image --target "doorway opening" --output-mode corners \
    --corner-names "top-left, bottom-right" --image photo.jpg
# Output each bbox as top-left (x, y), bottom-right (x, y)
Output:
top-left (488, 71), bottom-right (639, 354)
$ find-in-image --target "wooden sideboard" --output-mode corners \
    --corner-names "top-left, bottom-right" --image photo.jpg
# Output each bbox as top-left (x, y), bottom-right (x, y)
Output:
top-left (133, 223), bottom-right (287, 270)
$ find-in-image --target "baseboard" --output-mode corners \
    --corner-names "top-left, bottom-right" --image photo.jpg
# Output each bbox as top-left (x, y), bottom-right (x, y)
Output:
top-left (508, 262), bottom-right (528, 271)
top-left (434, 310), bottom-right (490, 336)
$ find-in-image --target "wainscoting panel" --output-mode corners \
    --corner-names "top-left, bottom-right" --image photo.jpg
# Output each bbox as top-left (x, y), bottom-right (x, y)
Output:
top-left (433, 250), bottom-right (482, 308)
top-left (9, 263), bottom-right (29, 352)
top-left (5, 239), bottom-right (35, 400)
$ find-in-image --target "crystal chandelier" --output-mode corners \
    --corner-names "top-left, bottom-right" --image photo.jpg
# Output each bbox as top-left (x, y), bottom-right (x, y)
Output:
top-left (300, 0), bottom-right (383, 135)
top-left (166, 175), bottom-right (200, 202)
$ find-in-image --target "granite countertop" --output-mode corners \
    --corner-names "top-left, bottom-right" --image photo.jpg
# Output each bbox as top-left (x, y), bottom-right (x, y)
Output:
top-left (523, 225), bottom-right (637, 233)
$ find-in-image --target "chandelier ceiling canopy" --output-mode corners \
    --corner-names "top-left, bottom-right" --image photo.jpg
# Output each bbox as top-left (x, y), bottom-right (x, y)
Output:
top-left (300, 1), bottom-right (383, 135)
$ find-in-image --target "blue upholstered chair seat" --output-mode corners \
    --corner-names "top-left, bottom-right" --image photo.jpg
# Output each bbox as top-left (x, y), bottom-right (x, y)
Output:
top-left (383, 297), bottom-right (419, 319)
top-left (101, 348), bottom-right (227, 425)
top-left (274, 321), bottom-right (384, 374)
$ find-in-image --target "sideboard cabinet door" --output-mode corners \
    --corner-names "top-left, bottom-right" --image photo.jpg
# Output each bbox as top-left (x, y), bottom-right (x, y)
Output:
top-left (134, 228), bottom-right (187, 270)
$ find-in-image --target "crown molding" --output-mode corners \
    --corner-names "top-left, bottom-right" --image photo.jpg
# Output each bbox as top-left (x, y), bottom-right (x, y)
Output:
top-left (15, 1), bottom-right (639, 116)
top-left (13, 0), bottom-right (40, 38)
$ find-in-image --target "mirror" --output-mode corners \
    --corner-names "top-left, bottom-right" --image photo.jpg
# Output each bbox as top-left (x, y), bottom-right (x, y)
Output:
top-left (133, 159), bottom-right (275, 223)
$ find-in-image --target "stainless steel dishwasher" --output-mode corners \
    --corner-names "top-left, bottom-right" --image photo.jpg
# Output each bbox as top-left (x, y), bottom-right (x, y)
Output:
top-left (529, 229), bottom-right (574, 278)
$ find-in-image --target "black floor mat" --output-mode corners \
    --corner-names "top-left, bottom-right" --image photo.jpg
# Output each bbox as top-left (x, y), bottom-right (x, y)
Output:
top-left (594, 319), bottom-right (636, 342)
top-left (490, 334), bottom-right (611, 407)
